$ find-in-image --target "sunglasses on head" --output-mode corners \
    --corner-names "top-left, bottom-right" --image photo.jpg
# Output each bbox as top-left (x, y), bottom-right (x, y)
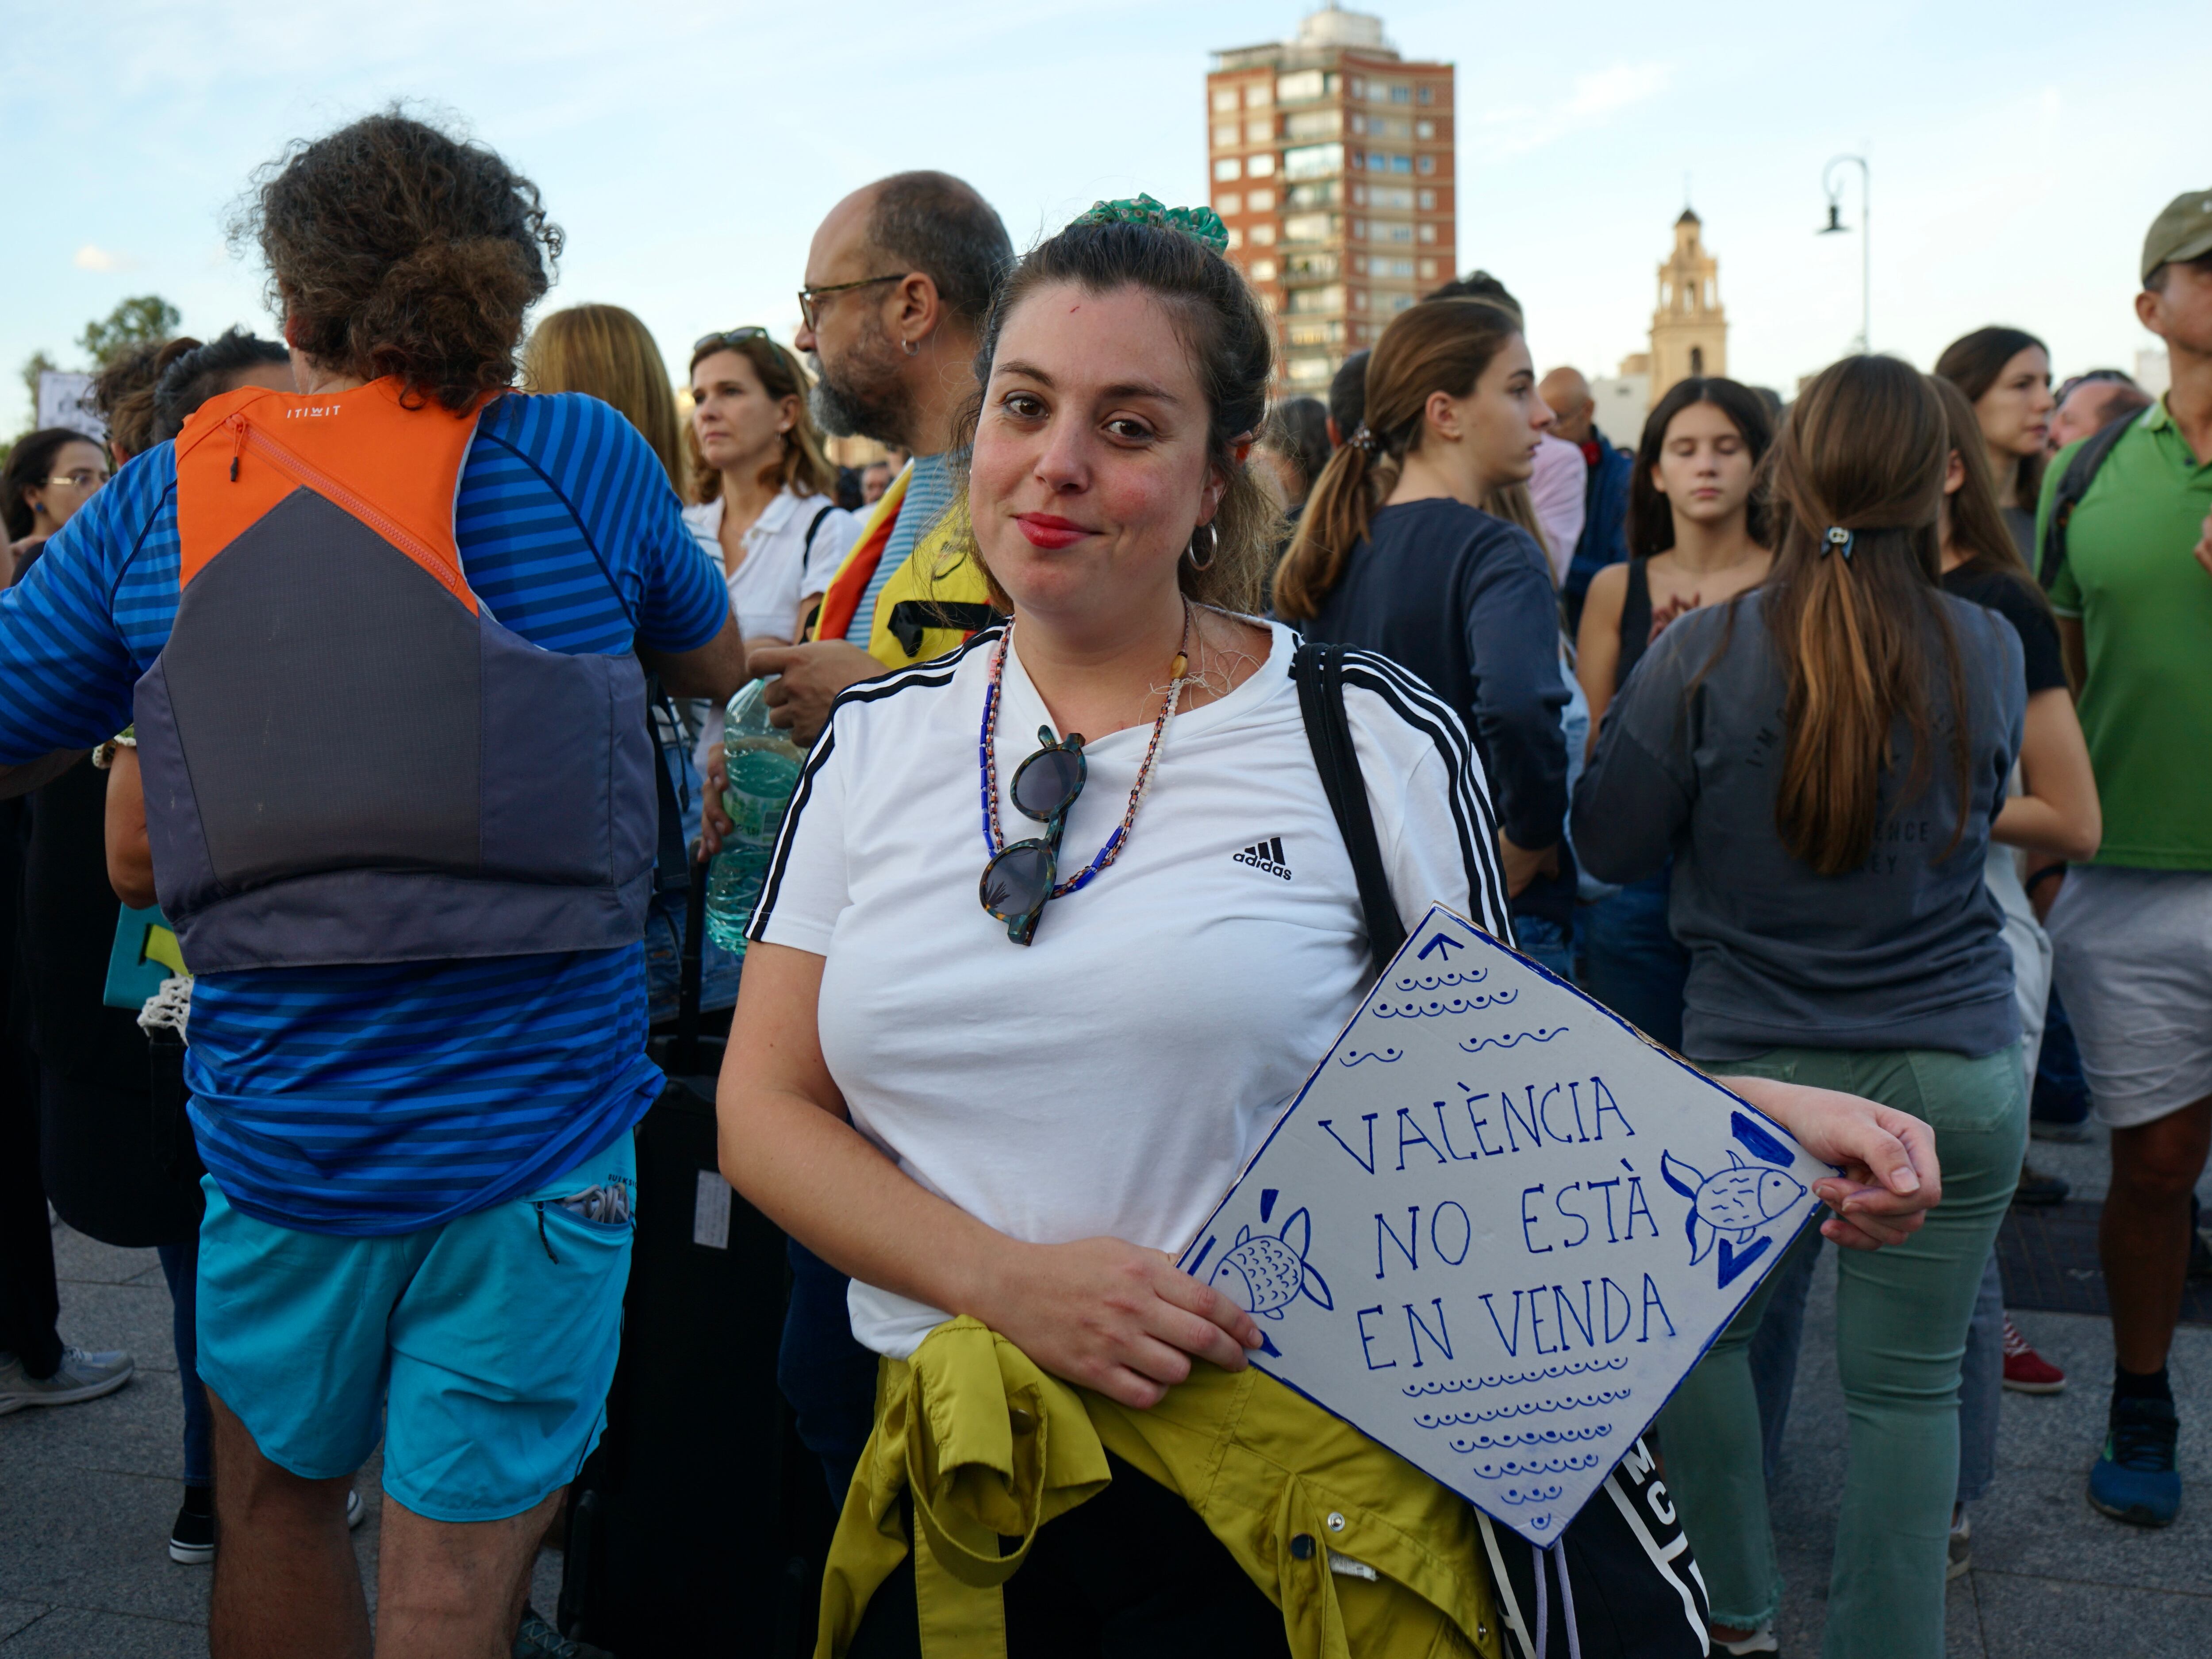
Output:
top-left (691, 326), bottom-right (772, 357)
top-left (979, 727), bottom-right (1088, 946)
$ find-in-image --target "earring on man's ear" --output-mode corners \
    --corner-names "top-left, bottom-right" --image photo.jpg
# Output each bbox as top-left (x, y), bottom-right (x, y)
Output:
top-left (902, 338), bottom-right (920, 357)
top-left (1185, 523), bottom-right (1218, 572)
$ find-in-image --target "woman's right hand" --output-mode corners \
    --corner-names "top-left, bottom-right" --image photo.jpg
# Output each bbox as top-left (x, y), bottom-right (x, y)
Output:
top-left (698, 745), bottom-right (732, 860)
top-left (973, 1237), bottom-right (1265, 1409)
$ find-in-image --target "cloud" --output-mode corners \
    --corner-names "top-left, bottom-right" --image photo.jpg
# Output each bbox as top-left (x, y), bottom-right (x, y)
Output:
top-left (73, 244), bottom-right (138, 272)
top-left (1565, 63), bottom-right (1672, 119)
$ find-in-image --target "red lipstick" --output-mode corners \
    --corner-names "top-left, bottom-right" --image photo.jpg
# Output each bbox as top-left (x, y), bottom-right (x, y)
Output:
top-left (1016, 513), bottom-right (1091, 550)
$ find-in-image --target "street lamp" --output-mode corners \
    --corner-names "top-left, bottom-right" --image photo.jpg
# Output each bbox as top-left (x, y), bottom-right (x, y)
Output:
top-left (1820, 154), bottom-right (1870, 353)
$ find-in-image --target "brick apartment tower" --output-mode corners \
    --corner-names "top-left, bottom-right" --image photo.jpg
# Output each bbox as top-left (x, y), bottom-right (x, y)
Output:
top-left (1207, 4), bottom-right (1457, 393)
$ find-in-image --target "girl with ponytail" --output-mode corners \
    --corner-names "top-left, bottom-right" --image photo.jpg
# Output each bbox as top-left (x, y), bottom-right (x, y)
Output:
top-left (1279, 298), bottom-right (1577, 971)
top-left (1573, 354), bottom-right (2030, 1658)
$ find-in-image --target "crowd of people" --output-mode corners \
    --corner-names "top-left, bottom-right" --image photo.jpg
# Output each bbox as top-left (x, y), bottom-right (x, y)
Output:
top-left (0, 107), bottom-right (2206, 1659)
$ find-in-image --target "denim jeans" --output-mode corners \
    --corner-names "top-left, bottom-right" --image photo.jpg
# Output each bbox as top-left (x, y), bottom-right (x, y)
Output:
top-left (1661, 1045), bottom-right (2025, 1657)
top-left (156, 1237), bottom-right (213, 1489)
top-left (1513, 913), bottom-right (1576, 985)
top-left (1576, 868), bottom-right (1690, 1052)
top-left (777, 1240), bottom-right (882, 1505)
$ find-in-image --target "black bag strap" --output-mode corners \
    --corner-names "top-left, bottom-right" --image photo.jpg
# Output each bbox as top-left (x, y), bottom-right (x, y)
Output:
top-left (2036, 411), bottom-right (2135, 591)
top-left (1292, 641), bottom-right (1406, 975)
top-left (801, 503), bottom-right (837, 559)
top-left (645, 675), bottom-right (691, 900)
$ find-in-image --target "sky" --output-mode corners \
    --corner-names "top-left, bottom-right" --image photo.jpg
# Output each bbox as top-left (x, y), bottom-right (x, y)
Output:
top-left (4, 0), bottom-right (2204, 432)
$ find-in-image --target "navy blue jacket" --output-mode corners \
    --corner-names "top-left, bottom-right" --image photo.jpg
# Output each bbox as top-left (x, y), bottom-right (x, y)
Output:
top-left (1562, 427), bottom-right (1634, 634)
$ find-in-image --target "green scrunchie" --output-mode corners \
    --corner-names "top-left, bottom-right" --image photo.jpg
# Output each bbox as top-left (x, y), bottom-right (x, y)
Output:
top-left (1071, 193), bottom-right (1229, 256)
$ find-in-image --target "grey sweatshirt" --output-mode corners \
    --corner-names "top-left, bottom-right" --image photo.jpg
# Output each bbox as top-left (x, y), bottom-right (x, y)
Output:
top-left (1571, 590), bottom-right (2025, 1060)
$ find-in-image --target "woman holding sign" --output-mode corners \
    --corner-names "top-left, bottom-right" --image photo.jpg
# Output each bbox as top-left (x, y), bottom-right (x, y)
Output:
top-left (718, 202), bottom-right (1943, 1659)
top-left (1573, 357), bottom-right (2029, 1659)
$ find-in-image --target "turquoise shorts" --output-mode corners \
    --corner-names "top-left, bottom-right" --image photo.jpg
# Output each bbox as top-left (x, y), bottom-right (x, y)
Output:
top-left (195, 1129), bottom-right (636, 1523)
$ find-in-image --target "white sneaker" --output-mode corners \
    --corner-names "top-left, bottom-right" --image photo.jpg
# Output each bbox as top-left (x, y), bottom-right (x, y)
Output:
top-left (347, 1487), bottom-right (365, 1530)
top-left (0, 1346), bottom-right (135, 1414)
top-left (1713, 1631), bottom-right (1780, 1656)
top-left (1947, 1509), bottom-right (1971, 1581)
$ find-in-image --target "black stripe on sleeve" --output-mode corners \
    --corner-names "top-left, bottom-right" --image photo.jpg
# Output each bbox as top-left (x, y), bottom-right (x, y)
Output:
top-left (1336, 651), bottom-right (1515, 945)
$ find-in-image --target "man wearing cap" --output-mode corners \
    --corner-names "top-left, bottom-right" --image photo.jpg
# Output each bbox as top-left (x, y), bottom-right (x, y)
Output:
top-left (2039, 188), bottom-right (2212, 1529)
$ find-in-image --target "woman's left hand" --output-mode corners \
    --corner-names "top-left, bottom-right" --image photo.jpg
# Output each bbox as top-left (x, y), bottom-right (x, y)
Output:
top-left (1716, 1074), bottom-right (1942, 1251)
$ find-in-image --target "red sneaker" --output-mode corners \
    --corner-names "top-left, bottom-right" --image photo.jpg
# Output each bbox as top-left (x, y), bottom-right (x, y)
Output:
top-left (2002, 1317), bottom-right (2066, 1393)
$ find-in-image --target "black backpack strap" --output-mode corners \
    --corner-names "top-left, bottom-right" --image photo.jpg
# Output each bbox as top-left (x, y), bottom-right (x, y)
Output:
top-left (2036, 412), bottom-right (2135, 591)
top-left (801, 503), bottom-right (837, 559)
top-left (1292, 641), bottom-right (1407, 975)
top-left (645, 675), bottom-right (692, 900)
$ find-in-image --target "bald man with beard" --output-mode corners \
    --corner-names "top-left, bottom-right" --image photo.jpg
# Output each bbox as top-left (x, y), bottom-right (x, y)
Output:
top-left (1540, 366), bottom-right (1636, 631)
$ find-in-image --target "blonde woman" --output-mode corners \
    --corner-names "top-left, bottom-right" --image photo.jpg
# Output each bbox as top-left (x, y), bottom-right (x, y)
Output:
top-left (523, 302), bottom-right (691, 488)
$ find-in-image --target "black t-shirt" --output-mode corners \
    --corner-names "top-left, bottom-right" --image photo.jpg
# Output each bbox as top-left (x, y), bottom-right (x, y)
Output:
top-left (1942, 566), bottom-right (2066, 695)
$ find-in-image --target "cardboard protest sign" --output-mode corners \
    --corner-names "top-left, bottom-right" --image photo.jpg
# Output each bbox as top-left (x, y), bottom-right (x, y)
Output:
top-left (1177, 903), bottom-right (1830, 1546)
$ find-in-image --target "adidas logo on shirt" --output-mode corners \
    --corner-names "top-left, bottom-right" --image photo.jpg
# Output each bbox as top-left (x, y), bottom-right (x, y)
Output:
top-left (1233, 837), bottom-right (1292, 880)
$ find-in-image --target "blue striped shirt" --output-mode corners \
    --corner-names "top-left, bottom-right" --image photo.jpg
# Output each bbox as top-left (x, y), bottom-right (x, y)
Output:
top-left (0, 392), bottom-right (728, 1235)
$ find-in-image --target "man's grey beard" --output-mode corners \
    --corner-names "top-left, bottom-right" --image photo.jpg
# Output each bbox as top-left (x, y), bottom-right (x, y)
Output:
top-left (806, 326), bottom-right (910, 446)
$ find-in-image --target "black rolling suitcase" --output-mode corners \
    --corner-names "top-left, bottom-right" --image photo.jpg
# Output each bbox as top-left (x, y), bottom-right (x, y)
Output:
top-left (557, 864), bottom-right (837, 1654)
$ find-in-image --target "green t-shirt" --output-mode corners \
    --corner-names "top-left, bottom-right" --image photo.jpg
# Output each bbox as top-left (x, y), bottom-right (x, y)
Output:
top-left (2040, 397), bottom-right (2212, 869)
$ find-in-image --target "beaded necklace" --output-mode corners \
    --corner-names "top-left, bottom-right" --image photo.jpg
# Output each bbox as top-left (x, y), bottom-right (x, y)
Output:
top-left (977, 603), bottom-right (1194, 899)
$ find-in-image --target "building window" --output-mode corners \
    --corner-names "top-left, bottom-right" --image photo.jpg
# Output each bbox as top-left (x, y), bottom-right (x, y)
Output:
top-left (1248, 152), bottom-right (1277, 177)
top-left (1417, 258), bottom-right (1437, 280)
top-left (1246, 118), bottom-right (1274, 145)
top-left (1371, 185), bottom-right (1413, 209)
top-left (1288, 284), bottom-right (1345, 315)
top-left (1382, 223), bottom-right (1412, 244)
top-left (1690, 346), bottom-right (1705, 375)
top-left (1216, 192), bottom-right (1242, 216)
top-left (1348, 76), bottom-right (1366, 99)
top-left (1283, 212), bottom-right (1335, 243)
top-left (1417, 223), bottom-right (1436, 243)
top-left (1250, 222), bottom-right (1276, 245)
top-left (1287, 319), bottom-right (1344, 346)
top-left (1245, 81), bottom-right (1271, 108)
top-left (1213, 87), bottom-right (1238, 113)
top-left (1226, 227), bottom-right (1243, 250)
top-left (1417, 189), bottom-right (1436, 210)
top-left (1212, 123), bottom-right (1238, 149)
top-left (1352, 254), bottom-right (1367, 275)
top-left (1415, 155), bottom-right (1435, 175)
top-left (1251, 259), bottom-right (1278, 282)
top-left (1387, 292), bottom-right (1415, 313)
top-left (1418, 84), bottom-right (1434, 104)
top-left (1283, 142), bottom-right (1342, 181)
top-left (1285, 108), bottom-right (1341, 141)
top-left (1287, 356), bottom-right (1333, 385)
top-left (1415, 120), bottom-right (1435, 140)
top-left (1288, 252), bottom-right (1340, 280)
top-left (1351, 289), bottom-right (1369, 311)
top-left (1286, 180), bottom-right (1341, 208)
top-left (1348, 217), bottom-right (1366, 240)
top-left (1214, 157), bottom-right (1242, 182)
top-left (1389, 84), bottom-right (1411, 103)
top-left (1276, 69), bottom-right (1325, 103)
top-left (1246, 188), bottom-right (1274, 212)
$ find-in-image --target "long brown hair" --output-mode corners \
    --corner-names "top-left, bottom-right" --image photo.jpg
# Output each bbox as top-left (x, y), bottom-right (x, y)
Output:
top-left (1933, 326), bottom-right (2047, 511)
top-left (1274, 299), bottom-right (1521, 621)
top-left (1628, 375), bottom-right (1774, 557)
top-left (1929, 375), bottom-right (2050, 606)
top-left (1762, 355), bottom-right (1971, 875)
top-left (685, 333), bottom-right (836, 505)
top-left (523, 304), bottom-right (687, 491)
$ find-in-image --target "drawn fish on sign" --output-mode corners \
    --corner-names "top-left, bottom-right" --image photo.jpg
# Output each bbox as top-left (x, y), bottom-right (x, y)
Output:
top-left (1661, 1149), bottom-right (1805, 1266)
top-left (1210, 1206), bottom-right (1334, 1321)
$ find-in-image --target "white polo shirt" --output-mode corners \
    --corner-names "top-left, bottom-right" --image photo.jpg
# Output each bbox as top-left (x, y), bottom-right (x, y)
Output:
top-left (683, 488), bottom-right (859, 642)
top-left (748, 619), bottom-right (1513, 1358)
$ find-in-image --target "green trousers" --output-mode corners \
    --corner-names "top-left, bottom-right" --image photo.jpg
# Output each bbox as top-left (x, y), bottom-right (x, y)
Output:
top-left (1660, 1045), bottom-right (2025, 1659)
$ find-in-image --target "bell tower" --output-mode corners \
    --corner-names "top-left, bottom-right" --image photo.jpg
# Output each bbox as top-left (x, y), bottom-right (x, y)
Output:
top-left (1648, 208), bottom-right (1726, 404)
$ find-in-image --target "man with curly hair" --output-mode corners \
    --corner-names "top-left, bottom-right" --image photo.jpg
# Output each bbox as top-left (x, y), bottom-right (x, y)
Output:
top-left (0, 112), bottom-right (743, 1657)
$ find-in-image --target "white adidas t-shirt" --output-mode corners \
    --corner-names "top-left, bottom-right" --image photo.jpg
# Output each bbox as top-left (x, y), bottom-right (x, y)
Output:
top-left (749, 619), bottom-right (1511, 1359)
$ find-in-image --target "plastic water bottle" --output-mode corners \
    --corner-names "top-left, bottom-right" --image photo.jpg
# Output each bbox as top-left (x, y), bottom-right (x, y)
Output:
top-left (703, 679), bottom-right (805, 955)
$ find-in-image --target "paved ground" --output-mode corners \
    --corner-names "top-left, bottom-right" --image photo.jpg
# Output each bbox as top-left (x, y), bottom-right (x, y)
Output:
top-left (3, 1125), bottom-right (2207, 1655)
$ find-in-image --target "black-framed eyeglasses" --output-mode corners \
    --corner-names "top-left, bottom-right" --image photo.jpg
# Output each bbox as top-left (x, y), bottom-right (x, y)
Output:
top-left (691, 326), bottom-right (771, 356)
top-left (979, 727), bottom-right (1087, 946)
top-left (796, 273), bottom-right (910, 330)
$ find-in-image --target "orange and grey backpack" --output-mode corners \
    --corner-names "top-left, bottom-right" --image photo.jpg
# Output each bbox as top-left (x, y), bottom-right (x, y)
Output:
top-left (134, 378), bottom-right (656, 974)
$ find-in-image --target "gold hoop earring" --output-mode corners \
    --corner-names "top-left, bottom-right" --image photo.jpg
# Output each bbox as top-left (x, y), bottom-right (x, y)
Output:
top-left (1185, 523), bottom-right (1217, 572)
